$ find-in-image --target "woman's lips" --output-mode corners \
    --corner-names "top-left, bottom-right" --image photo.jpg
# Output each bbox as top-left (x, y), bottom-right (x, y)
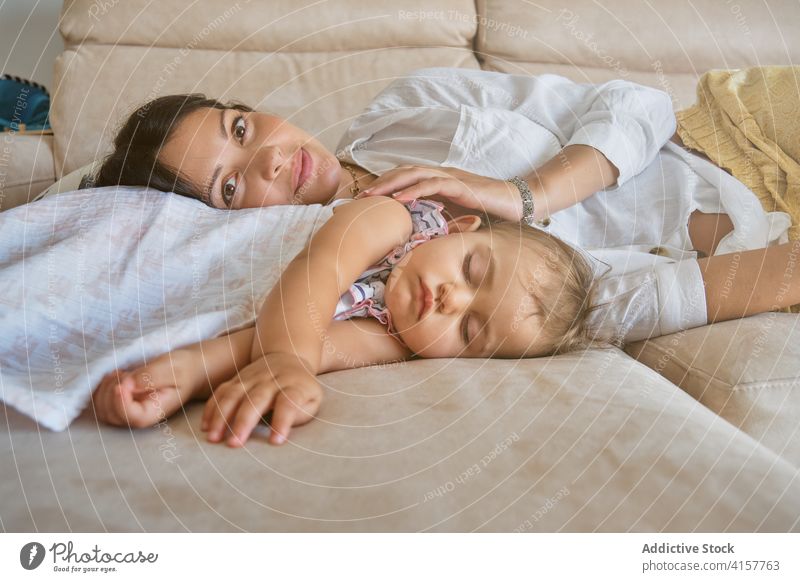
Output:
top-left (296, 148), bottom-right (312, 194)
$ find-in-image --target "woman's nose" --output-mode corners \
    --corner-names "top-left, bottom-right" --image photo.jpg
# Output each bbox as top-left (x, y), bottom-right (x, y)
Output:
top-left (438, 282), bottom-right (471, 315)
top-left (250, 146), bottom-right (284, 181)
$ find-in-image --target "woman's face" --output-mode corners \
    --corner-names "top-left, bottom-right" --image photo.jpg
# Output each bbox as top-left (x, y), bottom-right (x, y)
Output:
top-left (159, 107), bottom-right (342, 208)
top-left (384, 225), bottom-right (549, 359)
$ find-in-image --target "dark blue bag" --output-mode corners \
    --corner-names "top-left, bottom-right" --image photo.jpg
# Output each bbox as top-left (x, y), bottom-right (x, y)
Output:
top-left (0, 74), bottom-right (51, 133)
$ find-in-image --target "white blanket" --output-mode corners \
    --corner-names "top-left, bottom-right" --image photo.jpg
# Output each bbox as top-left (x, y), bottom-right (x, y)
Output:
top-left (0, 187), bottom-right (333, 431)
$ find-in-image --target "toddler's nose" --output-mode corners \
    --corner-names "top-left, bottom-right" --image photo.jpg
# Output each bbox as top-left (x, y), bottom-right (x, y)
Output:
top-left (438, 282), bottom-right (470, 315)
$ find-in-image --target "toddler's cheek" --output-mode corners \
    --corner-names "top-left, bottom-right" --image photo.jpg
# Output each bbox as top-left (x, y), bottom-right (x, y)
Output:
top-left (398, 329), bottom-right (438, 359)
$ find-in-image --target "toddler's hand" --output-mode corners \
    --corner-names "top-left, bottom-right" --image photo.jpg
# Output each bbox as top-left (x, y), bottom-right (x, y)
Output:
top-left (201, 353), bottom-right (322, 447)
top-left (92, 349), bottom-right (208, 429)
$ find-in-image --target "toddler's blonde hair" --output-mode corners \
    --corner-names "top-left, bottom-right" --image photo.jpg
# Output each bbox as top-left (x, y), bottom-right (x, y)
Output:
top-left (482, 221), bottom-right (614, 357)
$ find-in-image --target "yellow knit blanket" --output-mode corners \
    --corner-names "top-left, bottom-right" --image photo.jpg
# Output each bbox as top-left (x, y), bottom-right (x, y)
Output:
top-left (676, 66), bottom-right (800, 313)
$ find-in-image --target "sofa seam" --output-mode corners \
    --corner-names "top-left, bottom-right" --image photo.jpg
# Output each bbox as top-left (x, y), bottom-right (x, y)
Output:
top-left (62, 41), bottom-right (478, 55)
top-left (727, 379), bottom-right (800, 392)
top-left (631, 342), bottom-right (733, 389)
top-left (634, 343), bottom-right (800, 393)
top-left (482, 53), bottom-right (701, 76)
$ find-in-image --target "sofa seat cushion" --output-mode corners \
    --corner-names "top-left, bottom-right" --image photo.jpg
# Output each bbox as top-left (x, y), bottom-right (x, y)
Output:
top-left (4, 350), bottom-right (799, 531)
top-left (626, 313), bottom-right (800, 468)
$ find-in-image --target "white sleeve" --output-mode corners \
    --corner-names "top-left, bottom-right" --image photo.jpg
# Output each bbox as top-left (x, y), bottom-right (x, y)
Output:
top-left (587, 258), bottom-right (708, 343)
top-left (396, 67), bottom-right (677, 187)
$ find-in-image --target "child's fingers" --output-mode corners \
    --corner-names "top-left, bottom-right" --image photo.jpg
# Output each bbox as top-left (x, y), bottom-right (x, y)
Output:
top-left (200, 397), bottom-right (214, 432)
top-left (268, 394), bottom-right (297, 446)
top-left (201, 389), bottom-right (227, 432)
top-left (204, 383), bottom-right (246, 442)
top-left (226, 387), bottom-right (278, 447)
top-left (113, 376), bottom-right (153, 428)
top-left (91, 373), bottom-right (117, 424)
top-left (94, 371), bottom-right (130, 425)
top-left (269, 387), bottom-right (320, 446)
top-left (129, 370), bottom-right (153, 393)
top-left (96, 369), bottom-right (123, 396)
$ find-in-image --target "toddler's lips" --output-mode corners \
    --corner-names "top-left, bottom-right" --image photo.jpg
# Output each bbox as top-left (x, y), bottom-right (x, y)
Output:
top-left (418, 279), bottom-right (433, 320)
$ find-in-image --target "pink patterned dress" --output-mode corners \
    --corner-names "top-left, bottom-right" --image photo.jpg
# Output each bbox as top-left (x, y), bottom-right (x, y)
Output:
top-left (333, 199), bottom-right (448, 333)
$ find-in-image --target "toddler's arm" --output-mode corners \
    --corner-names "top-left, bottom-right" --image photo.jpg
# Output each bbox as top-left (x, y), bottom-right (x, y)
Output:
top-left (203, 197), bottom-right (413, 446)
top-left (251, 196), bottom-right (412, 368)
top-left (94, 311), bottom-right (409, 431)
top-left (93, 328), bottom-right (254, 428)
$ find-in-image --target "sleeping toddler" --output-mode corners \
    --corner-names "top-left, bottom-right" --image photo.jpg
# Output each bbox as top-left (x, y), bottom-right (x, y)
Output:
top-left (92, 196), bottom-right (800, 446)
top-left (91, 196), bottom-right (599, 444)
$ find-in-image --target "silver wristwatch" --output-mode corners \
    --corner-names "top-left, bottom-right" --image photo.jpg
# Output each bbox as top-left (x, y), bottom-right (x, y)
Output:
top-left (507, 176), bottom-right (536, 227)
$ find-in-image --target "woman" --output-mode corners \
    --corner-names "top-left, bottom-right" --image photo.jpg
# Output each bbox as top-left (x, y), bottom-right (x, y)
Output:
top-left (95, 67), bottom-right (792, 343)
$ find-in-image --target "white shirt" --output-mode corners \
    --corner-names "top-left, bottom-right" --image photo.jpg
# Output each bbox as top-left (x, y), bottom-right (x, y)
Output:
top-left (335, 67), bottom-right (791, 343)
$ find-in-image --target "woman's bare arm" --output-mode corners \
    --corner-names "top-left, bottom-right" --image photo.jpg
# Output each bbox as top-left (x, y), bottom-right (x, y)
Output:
top-left (357, 144), bottom-right (619, 224)
top-left (698, 240), bottom-right (800, 323)
top-left (525, 144), bottom-right (620, 222)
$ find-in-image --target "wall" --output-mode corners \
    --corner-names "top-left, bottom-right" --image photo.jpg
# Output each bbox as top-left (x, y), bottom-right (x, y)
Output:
top-left (0, 0), bottom-right (64, 90)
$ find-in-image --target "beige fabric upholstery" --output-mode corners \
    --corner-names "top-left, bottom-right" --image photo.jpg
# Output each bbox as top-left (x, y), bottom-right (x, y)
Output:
top-left (5, 353), bottom-right (800, 531)
top-left (61, 0), bottom-right (477, 52)
top-left (3, 0), bottom-right (800, 531)
top-left (51, 0), bottom-right (480, 176)
top-left (626, 314), bottom-right (800, 468)
top-left (478, 0), bottom-right (800, 73)
top-left (0, 133), bottom-right (55, 210)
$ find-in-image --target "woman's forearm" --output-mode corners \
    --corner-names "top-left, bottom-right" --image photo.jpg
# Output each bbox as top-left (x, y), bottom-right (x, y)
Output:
top-left (525, 144), bottom-right (620, 222)
top-left (698, 240), bottom-right (800, 323)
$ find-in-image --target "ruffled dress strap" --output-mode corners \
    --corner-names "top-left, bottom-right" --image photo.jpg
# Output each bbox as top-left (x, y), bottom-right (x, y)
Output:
top-left (334, 199), bottom-right (449, 331)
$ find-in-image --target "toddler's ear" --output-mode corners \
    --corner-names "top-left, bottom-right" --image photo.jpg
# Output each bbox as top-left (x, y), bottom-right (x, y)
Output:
top-left (446, 215), bottom-right (482, 234)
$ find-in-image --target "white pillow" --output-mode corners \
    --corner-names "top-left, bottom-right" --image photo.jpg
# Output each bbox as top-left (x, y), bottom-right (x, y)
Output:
top-left (0, 186), bottom-right (333, 430)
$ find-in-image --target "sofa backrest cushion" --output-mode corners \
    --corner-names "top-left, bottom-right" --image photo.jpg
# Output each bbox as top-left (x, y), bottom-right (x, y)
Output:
top-left (51, 0), bottom-right (480, 176)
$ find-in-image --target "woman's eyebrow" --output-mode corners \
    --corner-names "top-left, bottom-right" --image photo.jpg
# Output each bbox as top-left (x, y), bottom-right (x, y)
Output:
top-left (202, 109), bottom-right (229, 204)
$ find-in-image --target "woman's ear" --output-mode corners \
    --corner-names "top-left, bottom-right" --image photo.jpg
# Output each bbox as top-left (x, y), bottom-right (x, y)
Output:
top-left (447, 215), bottom-right (482, 234)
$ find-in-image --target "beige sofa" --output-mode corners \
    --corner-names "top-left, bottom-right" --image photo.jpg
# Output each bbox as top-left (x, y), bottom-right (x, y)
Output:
top-left (2, 0), bottom-right (799, 532)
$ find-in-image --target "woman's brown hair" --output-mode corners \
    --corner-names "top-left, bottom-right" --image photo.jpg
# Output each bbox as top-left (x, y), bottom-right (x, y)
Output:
top-left (93, 94), bottom-right (253, 202)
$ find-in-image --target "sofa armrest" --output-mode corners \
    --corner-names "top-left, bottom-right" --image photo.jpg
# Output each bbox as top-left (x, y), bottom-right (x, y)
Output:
top-left (0, 133), bottom-right (56, 211)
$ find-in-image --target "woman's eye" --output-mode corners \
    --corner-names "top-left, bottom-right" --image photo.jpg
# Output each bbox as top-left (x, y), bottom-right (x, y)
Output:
top-left (233, 116), bottom-right (246, 142)
top-left (222, 175), bottom-right (237, 206)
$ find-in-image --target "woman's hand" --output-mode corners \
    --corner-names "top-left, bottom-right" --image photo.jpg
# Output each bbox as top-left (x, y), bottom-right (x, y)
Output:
top-left (201, 352), bottom-right (322, 447)
top-left (356, 164), bottom-right (523, 222)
